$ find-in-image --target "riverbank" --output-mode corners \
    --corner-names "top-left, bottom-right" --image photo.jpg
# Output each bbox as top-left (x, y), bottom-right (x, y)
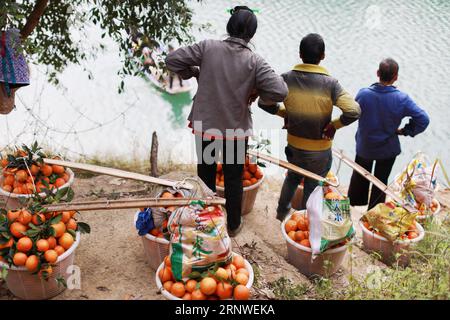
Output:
top-left (1, 172), bottom-right (449, 300)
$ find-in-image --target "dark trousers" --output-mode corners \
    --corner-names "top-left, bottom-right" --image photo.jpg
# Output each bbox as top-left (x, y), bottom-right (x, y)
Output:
top-left (195, 136), bottom-right (248, 231)
top-left (348, 155), bottom-right (396, 210)
top-left (169, 73), bottom-right (183, 89)
top-left (277, 145), bottom-right (332, 219)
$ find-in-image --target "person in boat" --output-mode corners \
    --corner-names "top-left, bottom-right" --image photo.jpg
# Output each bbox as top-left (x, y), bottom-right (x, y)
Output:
top-left (258, 33), bottom-right (361, 220)
top-left (165, 5), bottom-right (288, 236)
top-left (348, 58), bottom-right (430, 209)
top-left (167, 45), bottom-right (183, 89)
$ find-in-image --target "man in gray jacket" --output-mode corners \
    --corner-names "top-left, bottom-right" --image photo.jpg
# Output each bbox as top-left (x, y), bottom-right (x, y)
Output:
top-left (166, 6), bottom-right (287, 236)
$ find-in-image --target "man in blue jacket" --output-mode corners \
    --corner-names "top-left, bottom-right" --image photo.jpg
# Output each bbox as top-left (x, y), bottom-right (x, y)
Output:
top-left (348, 58), bottom-right (430, 209)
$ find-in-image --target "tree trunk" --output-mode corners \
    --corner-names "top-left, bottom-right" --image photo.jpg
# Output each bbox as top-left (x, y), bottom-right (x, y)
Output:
top-left (150, 131), bottom-right (159, 177)
top-left (20, 0), bottom-right (49, 39)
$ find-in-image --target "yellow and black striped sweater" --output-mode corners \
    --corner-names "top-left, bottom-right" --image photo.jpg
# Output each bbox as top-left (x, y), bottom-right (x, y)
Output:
top-left (274, 64), bottom-right (360, 151)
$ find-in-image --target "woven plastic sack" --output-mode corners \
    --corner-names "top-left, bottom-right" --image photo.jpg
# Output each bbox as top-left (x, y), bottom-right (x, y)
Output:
top-left (168, 201), bottom-right (232, 281)
top-left (363, 202), bottom-right (417, 241)
top-left (393, 153), bottom-right (438, 214)
top-left (307, 185), bottom-right (354, 255)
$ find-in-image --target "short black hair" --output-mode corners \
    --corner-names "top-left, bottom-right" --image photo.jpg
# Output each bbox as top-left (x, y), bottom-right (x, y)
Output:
top-left (226, 6), bottom-right (257, 41)
top-left (378, 58), bottom-right (399, 82)
top-left (299, 33), bottom-right (325, 64)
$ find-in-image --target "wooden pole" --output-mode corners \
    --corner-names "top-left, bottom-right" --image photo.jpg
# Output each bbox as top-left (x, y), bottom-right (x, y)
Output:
top-left (20, 0), bottom-right (49, 39)
top-left (150, 131), bottom-right (158, 177)
top-left (43, 197), bottom-right (226, 212)
top-left (43, 158), bottom-right (193, 190)
top-left (248, 150), bottom-right (339, 187)
top-left (332, 148), bottom-right (417, 212)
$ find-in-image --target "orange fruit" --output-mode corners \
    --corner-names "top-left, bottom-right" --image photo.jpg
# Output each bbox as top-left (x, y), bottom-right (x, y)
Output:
top-left (363, 221), bottom-right (371, 230)
top-left (217, 180), bottom-right (224, 187)
top-left (159, 267), bottom-right (173, 283)
top-left (214, 267), bottom-right (228, 281)
top-left (235, 272), bottom-right (249, 285)
top-left (36, 239), bottom-right (49, 252)
top-left (242, 179), bottom-right (252, 187)
top-left (185, 279), bottom-right (197, 293)
top-left (250, 178), bottom-right (258, 185)
top-left (408, 232), bottom-right (418, 240)
top-left (160, 191), bottom-right (175, 199)
top-left (58, 232), bottom-right (74, 250)
top-left (47, 236), bottom-right (57, 249)
top-left (0, 238), bottom-right (13, 249)
top-left (55, 178), bottom-right (66, 188)
top-left (191, 289), bottom-right (207, 300)
top-left (13, 252), bottom-right (27, 266)
top-left (296, 218), bottom-right (308, 231)
top-left (30, 164), bottom-right (40, 176)
top-left (243, 171), bottom-right (252, 180)
top-left (7, 210), bottom-right (20, 222)
top-left (254, 168), bottom-right (263, 179)
top-left (295, 231), bottom-right (306, 242)
top-left (3, 175), bottom-right (14, 186)
top-left (200, 277), bottom-right (217, 296)
top-left (232, 255), bottom-right (246, 269)
top-left (31, 213), bottom-right (46, 225)
top-left (288, 230), bottom-right (296, 241)
top-left (12, 187), bottom-right (22, 194)
top-left (44, 250), bottom-right (58, 263)
top-left (52, 165), bottom-right (65, 175)
top-left (40, 164), bottom-right (53, 177)
top-left (299, 239), bottom-right (311, 247)
top-left (61, 172), bottom-right (70, 182)
top-left (236, 268), bottom-right (249, 277)
top-left (170, 282), bottom-right (186, 298)
top-left (54, 245), bottom-right (65, 256)
top-left (163, 280), bottom-right (173, 292)
top-left (149, 228), bottom-right (159, 237)
top-left (61, 211), bottom-right (71, 223)
top-left (2, 184), bottom-right (12, 193)
top-left (25, 255), bottom-right (39, 272)
top-left (233, 284), bottom-right (250, 300)
top-left (216, 282), bottom-right (233, 299)
top-left (182, 293), bottom-right (192, 300)
top-left (17, 236), bottom-right (33, 252)
top-left (15, 170), bottom-right (28, 183)
top-left (64, 219), bottom-right (76, 232)
top-left (10, 222), bottom-right (27, 238)
top-left (285, 220), bottom-right (297, 233)
top-left (248, 163), bottom-right (257, 174)
top-left (163, 255), bottom-right (171, 267)
top-left (17, 210), bottom-right (32, 225)
top-left (290, 212), bottom-right (302, 222)
top-left (325, 192), bottom-right (340, 200)
top-left (51, 221), bottom-right (66, 238)
top-left (0, 158), bottom-right (8, 167)
top-left (304, 231), bottom-right (310, 239)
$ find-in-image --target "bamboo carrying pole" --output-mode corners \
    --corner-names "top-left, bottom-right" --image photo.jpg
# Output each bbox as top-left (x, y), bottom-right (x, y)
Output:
top-left (43, 158), bottom-right (193, 190)
top-left (331, 149), bottom-right (417, 213)
top-left (248, 150), bottom-right (339, 187)
top-left (43, 197), bottom-right (226, 212)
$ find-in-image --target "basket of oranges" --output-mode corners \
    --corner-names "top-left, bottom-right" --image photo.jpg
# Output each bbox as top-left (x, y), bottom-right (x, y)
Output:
top-left (360, 218), bottom-right (424, 267)
top-left (215, 157), bottom-right (264, 215)
top-left (0, 144), bottom-right (74, 210)
top-left (281, 210), bottom-right (349, 277)
top-left (156, 253), bottom-right (253, 300)
top-left (0, 205), bottom-right (89, 299)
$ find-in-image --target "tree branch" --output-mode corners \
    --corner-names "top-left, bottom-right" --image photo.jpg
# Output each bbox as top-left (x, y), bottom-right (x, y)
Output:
top-left (20, 0), bottom-right (49, 40)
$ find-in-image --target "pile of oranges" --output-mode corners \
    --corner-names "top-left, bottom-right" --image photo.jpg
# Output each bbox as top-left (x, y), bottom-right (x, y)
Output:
top-left (1, 152), bottom-right (70, 195)
top-left (159, 254), bottom-right (251, 300)
top-left (147, 191), bottom-right (183, 239)
top-left (417, 199), bottom-right (439, 216)
top-left (0, 208), bottom-right (79, 278)
top-left (362, 219), bottom-right (420, 240)
top-left (216, 157), bottom-right (263, 188)
top-left (323, 186), bottom-right (346, 201)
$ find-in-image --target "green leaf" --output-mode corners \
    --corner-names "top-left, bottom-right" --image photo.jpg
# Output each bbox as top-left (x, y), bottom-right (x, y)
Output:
top-left (67, 229), bottom-right (77, 238)
top-left (50, 214), bottom-right (62, 224)
top-left (77, 222), bottom-right (91, 234)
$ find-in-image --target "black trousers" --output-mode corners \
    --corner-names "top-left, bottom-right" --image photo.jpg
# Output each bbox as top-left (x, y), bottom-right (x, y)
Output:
top-left (348, 155), bottom-right (396, 210)
top-left (195, 137), bottom-right (248, 231)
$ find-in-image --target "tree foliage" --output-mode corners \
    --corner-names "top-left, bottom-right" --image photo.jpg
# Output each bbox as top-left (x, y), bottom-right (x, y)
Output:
top-left (0, 0), bottom-right (199, 90)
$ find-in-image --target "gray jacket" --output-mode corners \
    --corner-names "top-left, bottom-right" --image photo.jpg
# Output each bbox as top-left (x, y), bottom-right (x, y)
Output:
top-left (166, 37), bottom-right (288, 138)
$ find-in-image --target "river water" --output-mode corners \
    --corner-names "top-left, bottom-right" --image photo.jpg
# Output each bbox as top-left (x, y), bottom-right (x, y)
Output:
top-left (1, 0), bottom-right (449, 183)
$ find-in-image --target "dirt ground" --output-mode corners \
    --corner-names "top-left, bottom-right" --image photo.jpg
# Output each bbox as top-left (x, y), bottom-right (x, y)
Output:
top-left (1, 173), bottom-right (449, 300)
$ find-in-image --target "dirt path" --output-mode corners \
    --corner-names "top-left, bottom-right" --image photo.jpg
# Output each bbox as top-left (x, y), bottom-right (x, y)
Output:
top-left (1, 174), bottom-right (449, 300)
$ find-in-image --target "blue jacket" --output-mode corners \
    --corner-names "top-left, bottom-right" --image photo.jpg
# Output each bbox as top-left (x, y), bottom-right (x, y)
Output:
top-left (355, 83), bottom-right (430, 159)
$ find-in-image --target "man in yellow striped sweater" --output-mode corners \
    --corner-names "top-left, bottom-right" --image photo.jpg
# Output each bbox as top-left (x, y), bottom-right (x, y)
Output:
top-left (259, 33), bottom-right (361, 220)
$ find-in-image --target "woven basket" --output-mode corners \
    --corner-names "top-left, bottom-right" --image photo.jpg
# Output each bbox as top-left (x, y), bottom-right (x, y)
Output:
top-left (0, 231), bottom-right (80, 300)
top-left (360, 220), bottom-right (424, 267)
top-left (281, 211), bottom-right (348, 277)
top-left (0, 168), bottom-right (75, 210)
top-left (216, 172), bottom-right (264, 215)
top-left (155, 252), bottom-right (254, 300)
top-left (134, 211), bottom-right (169, 270)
